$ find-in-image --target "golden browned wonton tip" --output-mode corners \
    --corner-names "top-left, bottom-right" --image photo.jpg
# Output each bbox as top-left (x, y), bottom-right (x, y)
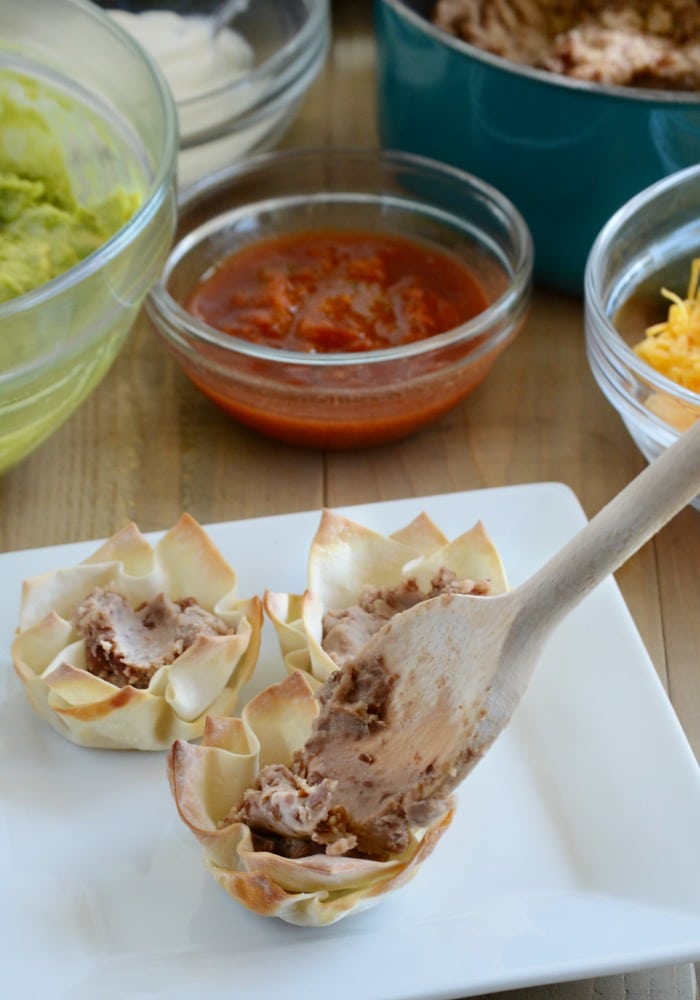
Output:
top-left (167, 671), bottom-right (455, 926)
top-left (264, 507), bottom-right (508, 685)
top-left (11, 513), bottom-right (263, 750)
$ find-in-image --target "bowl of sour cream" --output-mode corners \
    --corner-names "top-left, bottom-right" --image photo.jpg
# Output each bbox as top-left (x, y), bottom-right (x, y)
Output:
top-left (107, 0), bottom-right (330, 188)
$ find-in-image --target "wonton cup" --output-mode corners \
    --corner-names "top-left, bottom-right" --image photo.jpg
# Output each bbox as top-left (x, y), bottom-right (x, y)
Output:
top-left (167, 670), bottom-right (456, 926)
top-left (264, 508), bottom-right (508, 685)
top-left (11, 514), bottom-right (262, 750)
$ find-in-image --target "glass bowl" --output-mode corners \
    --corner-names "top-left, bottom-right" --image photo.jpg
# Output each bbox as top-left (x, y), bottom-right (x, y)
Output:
top-left (146, 147), bottom-right (532, 450)
top-left (585, 163), bottom-right (700, 506)
top-left (0, 0), bottom-right (178, 476)
top-left (105, 0), bottom-right (330, 189)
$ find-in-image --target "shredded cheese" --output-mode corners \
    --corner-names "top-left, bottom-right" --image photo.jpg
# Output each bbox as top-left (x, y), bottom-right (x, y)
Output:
top-left (633, 258), bottom-right (700, 393)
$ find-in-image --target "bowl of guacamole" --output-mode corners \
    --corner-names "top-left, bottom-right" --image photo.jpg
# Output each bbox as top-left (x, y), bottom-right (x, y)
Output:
top-left (0, 82), bottom-right (139, 303)
top-left (0, 0), bottom-right (178, 475)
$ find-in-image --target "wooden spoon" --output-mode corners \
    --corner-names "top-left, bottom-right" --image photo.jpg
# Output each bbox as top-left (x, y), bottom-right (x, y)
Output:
top-left (307, 419), bottom-right (700, 831)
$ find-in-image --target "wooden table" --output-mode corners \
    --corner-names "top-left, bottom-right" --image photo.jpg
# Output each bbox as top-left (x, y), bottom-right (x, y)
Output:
top-left (1, 3), bottom-right (698, 998)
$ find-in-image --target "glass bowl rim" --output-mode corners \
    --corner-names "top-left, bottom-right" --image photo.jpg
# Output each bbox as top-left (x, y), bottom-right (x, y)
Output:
top-left (585, 162), bottom-right (700, 407)
top-left (148, 146), bottom-right (533, 367)
top-left (174, 0), bottom-right (330, 112)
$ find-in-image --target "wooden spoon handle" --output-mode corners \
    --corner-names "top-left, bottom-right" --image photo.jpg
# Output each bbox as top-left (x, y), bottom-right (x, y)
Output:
top-left (520, 418), bottom-right (700, 633)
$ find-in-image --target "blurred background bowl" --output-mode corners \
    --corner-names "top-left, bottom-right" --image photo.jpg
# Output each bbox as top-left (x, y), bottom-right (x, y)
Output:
top-left (147, 147), bottom-right (532, 450)
top-left (375, 0), bottom-right (700, 295)
top-left (0, 0), bottom-right (178, 476)
top-left (585, 163), bottom-right (700, 507)
top-left (105, 0), bottom-right (330, 189)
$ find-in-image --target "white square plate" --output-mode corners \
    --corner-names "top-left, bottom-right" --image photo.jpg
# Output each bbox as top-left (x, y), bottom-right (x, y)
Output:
top-left (2, 484), bottom-right (700, 1000)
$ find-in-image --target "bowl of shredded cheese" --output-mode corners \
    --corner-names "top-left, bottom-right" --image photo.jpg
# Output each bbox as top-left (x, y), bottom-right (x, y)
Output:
top-left (585, 162), bottom-right (700, 502)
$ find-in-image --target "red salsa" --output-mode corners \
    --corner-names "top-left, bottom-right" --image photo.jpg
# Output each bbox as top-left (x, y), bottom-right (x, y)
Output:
top-left (185, 229), bottom-right (489, 352)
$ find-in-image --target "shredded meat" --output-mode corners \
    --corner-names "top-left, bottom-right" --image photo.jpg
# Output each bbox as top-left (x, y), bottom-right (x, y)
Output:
top-left (432, 0), bottom-right (700, 89)
top-left (72, 587), bottom-right (233, 688)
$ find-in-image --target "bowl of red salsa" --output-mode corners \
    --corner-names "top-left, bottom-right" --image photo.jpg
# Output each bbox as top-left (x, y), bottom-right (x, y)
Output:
top-left (147, 147), bottom-right (532, 449)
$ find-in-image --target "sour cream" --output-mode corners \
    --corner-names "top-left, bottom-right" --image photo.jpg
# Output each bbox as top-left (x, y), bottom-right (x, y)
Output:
top-left (109, 9), bottom-right (254, 105)
top-left (109, 7), bottom-right (276, 187)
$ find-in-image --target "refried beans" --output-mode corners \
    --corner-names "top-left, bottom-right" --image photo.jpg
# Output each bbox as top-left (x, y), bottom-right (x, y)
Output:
top-left (72, 588), bottom-right (233, 689)
top-left (431, 0), bottom-right (700, 89)
top-left (232, 568), bottom-right (491, 860)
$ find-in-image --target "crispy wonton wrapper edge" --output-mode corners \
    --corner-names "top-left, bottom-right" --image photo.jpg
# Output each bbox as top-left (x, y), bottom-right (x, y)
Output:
top-left (11, 514), bottom-right (263, 750)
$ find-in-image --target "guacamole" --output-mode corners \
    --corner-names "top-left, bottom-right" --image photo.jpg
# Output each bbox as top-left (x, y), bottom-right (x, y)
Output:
top-left (0, 75), bottom-right (140, 304)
